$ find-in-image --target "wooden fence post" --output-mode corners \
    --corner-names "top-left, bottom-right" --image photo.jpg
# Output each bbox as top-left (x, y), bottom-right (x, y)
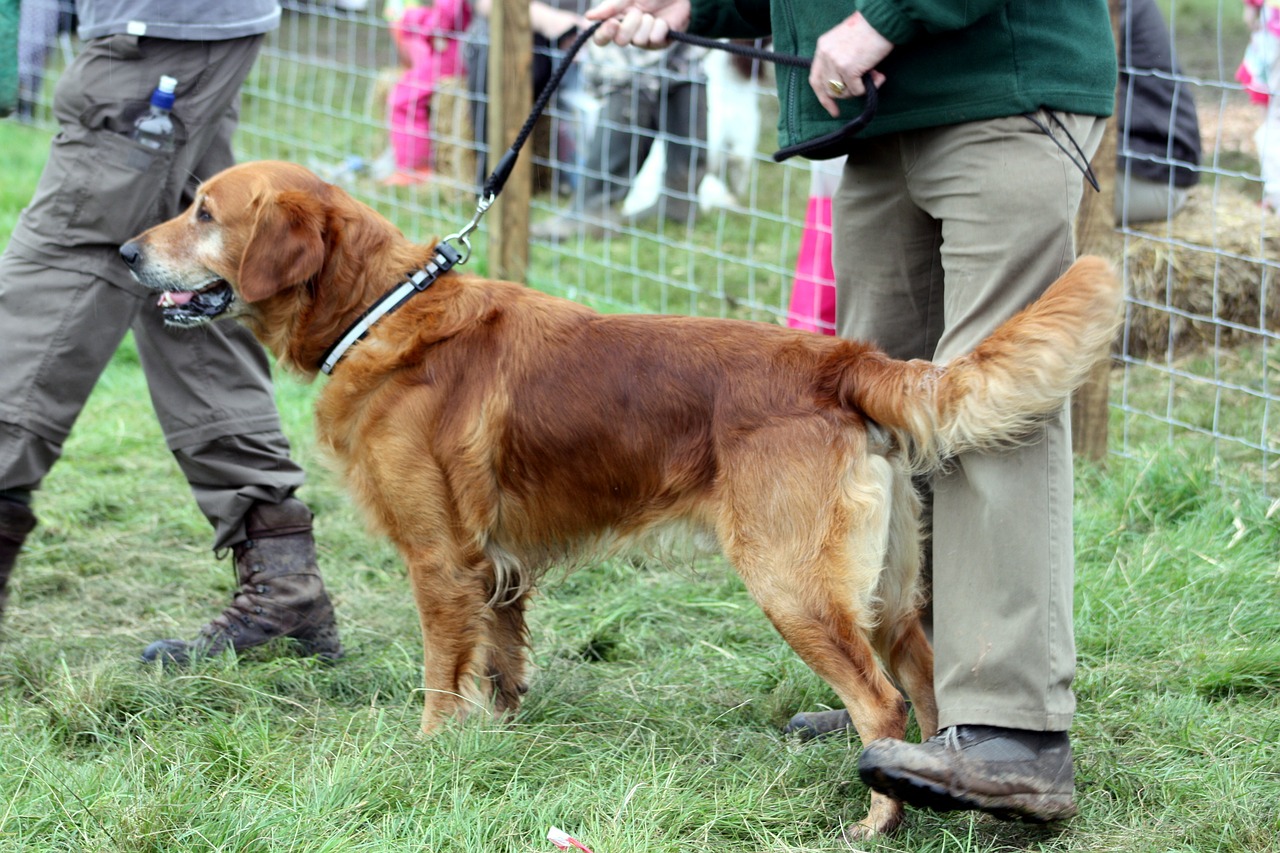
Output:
top-left (1071, 0), bottom-right (1124, 461)
top-left (487, 0), bottom-right (532, 281)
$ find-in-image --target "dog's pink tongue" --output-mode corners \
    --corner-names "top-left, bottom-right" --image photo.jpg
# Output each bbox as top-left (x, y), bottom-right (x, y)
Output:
top-left (158, 291), bottom-right (195, 307)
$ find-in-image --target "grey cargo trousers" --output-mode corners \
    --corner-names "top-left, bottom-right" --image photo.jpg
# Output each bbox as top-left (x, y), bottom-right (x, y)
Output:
top-left (0, 33), bottom-right (304, 550)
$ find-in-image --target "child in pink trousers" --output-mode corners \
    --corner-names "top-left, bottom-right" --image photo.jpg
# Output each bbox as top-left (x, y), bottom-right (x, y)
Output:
top-left (384, 0), bottom-right (471, 185)
top-left (1238, 0), bottom-right (1280, 209)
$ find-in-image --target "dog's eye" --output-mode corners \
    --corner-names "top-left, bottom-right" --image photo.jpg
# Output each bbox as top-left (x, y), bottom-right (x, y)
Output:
top-left (196, 204), bottom-right (214, 223)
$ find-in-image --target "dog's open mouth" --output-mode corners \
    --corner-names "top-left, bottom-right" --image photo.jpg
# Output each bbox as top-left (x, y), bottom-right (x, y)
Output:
top-left (157, 281), bottom-right (235, 326)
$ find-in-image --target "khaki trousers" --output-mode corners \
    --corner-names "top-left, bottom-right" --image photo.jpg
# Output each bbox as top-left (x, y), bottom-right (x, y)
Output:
top-left (832, 111), bottom-right (1105, 732)
top-left (0, 34), bottom-right (303, 550)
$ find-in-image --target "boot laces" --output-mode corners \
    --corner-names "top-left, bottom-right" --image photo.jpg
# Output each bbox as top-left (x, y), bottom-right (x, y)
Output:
top-left (201, 583), bottom-right (267, 635)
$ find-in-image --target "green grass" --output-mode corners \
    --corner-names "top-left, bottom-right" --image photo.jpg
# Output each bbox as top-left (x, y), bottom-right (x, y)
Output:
top-left (1115, 342), bottom-right (1280, 484)
top-left (2, 102), bottom-right (1278, 852)
top-left (0, 123), bottom-right (52, 236)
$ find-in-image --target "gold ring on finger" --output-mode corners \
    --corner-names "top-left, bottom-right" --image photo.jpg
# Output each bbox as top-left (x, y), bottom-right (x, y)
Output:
top-left (826, 79), bottom-right (847, 97)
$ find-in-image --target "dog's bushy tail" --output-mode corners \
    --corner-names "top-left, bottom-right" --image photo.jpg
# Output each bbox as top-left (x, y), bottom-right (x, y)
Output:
top-left (841, 256), bottom-right (1122, 472)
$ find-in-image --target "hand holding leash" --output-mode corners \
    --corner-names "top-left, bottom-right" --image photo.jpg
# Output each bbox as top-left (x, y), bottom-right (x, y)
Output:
top-left (586, 0), bottom-right (691, 48)
top-left (809, 12), bottom-right (891, 118)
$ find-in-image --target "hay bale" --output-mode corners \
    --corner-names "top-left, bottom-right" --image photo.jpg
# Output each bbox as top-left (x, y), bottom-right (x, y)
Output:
top-left (431, 76), bottom-right (478, 199)
top-left (1123, 184), bottom-right (1280, 358)
top-left (431, 76), bottom-right (556, 199)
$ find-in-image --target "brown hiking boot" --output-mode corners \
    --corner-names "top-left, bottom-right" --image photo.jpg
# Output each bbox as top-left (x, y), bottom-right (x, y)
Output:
top-left (858, 725), bottom-right (1077, 823)
top-left (0, 499), bottom-right (38, 623)
top-left (141, 498), bottom-right (342, 664)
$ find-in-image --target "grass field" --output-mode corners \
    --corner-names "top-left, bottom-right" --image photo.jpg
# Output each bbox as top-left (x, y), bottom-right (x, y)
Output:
top-left (2, 100), bottom-right (1278, 853)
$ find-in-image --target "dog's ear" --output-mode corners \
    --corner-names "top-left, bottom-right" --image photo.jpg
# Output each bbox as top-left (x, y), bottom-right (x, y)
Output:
top-left (237, 190), bottom-right (327, 302)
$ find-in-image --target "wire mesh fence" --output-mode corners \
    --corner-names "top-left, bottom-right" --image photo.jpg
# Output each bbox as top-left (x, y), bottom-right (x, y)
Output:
top-left (1113, 0), bottom-right (1278, 495)
top-left (9, 0), bottom-right (1278, 495)
top-left (235, 1), bottom-right (816, 329)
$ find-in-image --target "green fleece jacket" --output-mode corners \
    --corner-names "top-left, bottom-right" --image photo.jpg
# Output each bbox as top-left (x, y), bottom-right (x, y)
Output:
top-left (688, 0), bottom-right (1116, 153)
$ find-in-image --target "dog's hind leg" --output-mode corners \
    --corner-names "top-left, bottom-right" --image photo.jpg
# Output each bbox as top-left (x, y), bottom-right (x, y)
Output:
top-left (871, 462), bottom-right (938, 741)
top-left (483, 591), bottom-right (531, 718)
top-left (718, 438), bottom-right (910, 837)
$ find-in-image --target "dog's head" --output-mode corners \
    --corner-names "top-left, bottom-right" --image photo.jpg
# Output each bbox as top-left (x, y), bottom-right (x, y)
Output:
top-left (120, 160), bottom-right (331, 328)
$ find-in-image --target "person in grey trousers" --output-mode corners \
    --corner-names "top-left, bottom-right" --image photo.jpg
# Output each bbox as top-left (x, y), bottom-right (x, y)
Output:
top-left (0, 0), bottom-right (342, 664)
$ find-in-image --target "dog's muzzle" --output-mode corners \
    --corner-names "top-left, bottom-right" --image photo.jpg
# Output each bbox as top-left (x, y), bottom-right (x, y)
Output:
top-left (119, 240), bottom-right (235, 327)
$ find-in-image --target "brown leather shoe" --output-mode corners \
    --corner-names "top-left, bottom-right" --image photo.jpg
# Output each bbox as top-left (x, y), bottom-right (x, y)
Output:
top-left (859, 725), bottom-right (1077, 823)
top-left (0, 499), bottom-right (37, 623)
top-left (783, 708), bottom-right (853, 741)
top-left (142, 498), bottom-right (341, 664)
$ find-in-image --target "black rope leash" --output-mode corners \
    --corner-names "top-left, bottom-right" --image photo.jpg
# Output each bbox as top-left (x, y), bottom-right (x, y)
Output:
top-left (443, 19), bottom-right (878, 263)
top-left (441, 21), bottom-right (612, 262)
top-left (482, 21), bottom-right (609, 201)
top-left (664, 30), bottom-right (810, 69)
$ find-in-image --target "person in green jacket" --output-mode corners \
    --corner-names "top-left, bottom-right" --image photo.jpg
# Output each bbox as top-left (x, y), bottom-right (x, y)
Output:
top-left (588, 0), bottom-right (1116, 838)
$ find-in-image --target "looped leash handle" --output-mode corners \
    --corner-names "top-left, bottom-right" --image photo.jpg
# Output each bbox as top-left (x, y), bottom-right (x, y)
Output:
top-left (485, 25), bottom-right (877, 188)
top-left (772, 72), bottom-right (878, 162)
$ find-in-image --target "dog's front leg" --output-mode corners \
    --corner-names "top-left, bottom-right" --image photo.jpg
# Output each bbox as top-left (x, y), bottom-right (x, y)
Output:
top-left (404, 546), bottom-right (492, 734)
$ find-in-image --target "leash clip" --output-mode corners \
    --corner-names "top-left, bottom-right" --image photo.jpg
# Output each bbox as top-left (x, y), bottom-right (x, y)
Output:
top-left (409, 241), bottom-right (463, 290)
top-left (441, 192), bottom-right (494, 265)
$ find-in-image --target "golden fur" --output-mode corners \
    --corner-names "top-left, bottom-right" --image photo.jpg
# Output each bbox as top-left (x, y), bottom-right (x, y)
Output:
top-left (123, 161), bottom-right (1122, 837)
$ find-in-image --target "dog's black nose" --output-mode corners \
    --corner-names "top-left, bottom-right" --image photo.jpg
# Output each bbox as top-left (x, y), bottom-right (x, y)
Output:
top-left (119, 242), bottom-right (141, 268)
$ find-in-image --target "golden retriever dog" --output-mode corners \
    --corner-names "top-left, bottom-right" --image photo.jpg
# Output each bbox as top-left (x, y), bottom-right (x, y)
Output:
top-left (120, 160), bottom-right (1120, 837)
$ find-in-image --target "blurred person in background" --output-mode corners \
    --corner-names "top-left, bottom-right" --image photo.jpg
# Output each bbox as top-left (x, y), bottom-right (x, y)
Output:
top-left (15, 0), bottom-right (74, 122)
top-left (382, 0), bottom-right (472, 186)
top-left (784, 156), bottom-right (843, 334)
top-left (464, 0), bottom-right (588, 190)
top-left (1118, 0), bottom-right (1201, 224)
top-left (1238, 0), bottom-right (1280, 210)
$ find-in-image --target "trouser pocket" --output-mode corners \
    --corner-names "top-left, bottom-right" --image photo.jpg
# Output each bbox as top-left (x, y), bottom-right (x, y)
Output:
top-left (28, 33), bottom-right (182, 246)
top-left (62, 124), bottom-right (177, 244)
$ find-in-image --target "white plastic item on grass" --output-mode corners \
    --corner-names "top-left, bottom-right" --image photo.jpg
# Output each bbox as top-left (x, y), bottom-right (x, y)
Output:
top-left (547, 826), bottom-right (595, 853)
